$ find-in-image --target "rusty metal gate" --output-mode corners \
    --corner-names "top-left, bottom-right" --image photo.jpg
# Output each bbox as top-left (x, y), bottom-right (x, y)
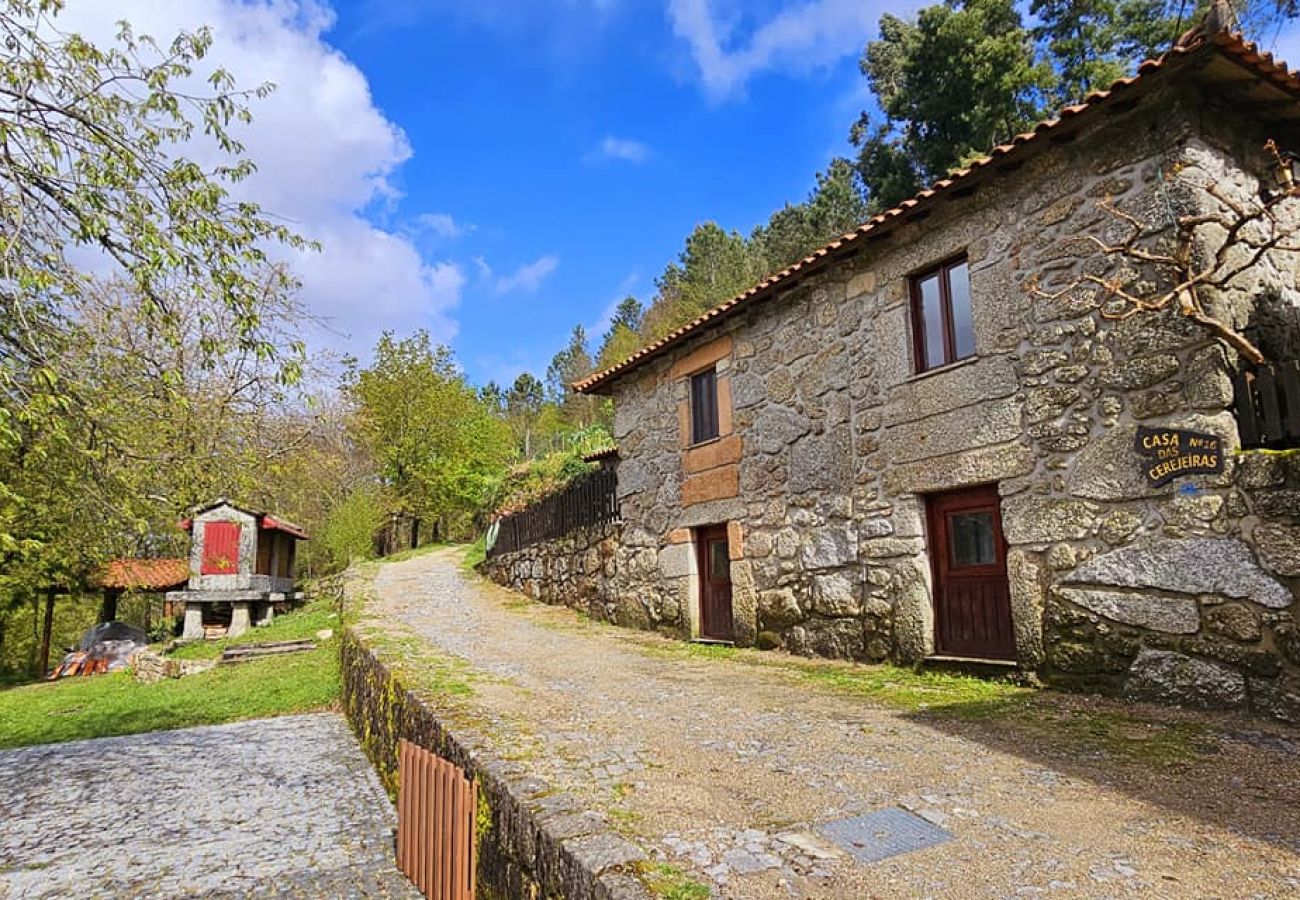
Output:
top-left (397, 740), bottom-right (478, 900)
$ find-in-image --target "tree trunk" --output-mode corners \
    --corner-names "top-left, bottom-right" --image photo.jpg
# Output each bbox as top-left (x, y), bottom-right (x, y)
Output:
top-left (38, 590), bottom-right (55, 677)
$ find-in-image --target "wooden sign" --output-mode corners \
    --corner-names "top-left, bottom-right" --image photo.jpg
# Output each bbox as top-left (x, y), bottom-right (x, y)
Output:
top-left (1134, 426), bottom-right (1223, 487)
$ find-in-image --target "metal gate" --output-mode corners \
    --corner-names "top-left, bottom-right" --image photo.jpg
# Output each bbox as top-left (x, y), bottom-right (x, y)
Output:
top-left (397, 740), bottom-right (478, 900)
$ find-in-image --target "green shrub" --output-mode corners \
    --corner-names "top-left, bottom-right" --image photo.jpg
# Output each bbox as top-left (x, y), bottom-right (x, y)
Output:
top-left (318, 485), bottom-right (386, 572)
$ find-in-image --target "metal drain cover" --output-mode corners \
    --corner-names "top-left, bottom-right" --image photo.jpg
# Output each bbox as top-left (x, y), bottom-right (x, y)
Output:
top-left (818, 807), bottom-right (954, 864)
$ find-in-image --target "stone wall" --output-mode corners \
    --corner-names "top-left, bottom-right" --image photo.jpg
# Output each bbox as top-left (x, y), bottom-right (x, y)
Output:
top-left (477, 522), bottom-right (671, 633)
top-left (340, 629), bottom-right (651, 900)
top-left (595, 83), bottom-right (1300, 722)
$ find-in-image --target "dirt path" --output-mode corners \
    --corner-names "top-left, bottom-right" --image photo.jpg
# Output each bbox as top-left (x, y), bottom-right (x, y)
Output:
top-left (370, 548), bottom-right (1300, 899)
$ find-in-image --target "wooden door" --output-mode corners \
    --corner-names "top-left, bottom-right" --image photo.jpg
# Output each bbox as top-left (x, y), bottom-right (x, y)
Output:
top-left (201, 521), bottom-right (242, 575)
top-left (696, 525), bottom-right (734, 641)
top-left (927, 485), bottom-right (1015, 660)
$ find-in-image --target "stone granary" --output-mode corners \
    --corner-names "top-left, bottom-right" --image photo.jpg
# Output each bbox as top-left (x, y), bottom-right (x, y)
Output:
top-left (485, 25), bottom-right (1300, 722)
top-left (167, 499), bottom-right (308, 640)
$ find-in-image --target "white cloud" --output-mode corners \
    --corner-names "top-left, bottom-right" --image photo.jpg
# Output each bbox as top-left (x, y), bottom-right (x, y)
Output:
top-left (588, 135), bottom-right (652, 164)
top-left (667, 0), bottom-right (884, 100)
top-left (413, 212), bottom-right (471, 240)
top-left (55, 0), bottom-right (462, 354)
top-left (493, 255), bottom-right (560, 295)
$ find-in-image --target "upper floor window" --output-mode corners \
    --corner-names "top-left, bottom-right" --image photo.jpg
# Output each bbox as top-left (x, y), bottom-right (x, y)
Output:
top-left (690, 367), bottom-right (719, 444)
top-left (911, 257), bottom-right (974, 373)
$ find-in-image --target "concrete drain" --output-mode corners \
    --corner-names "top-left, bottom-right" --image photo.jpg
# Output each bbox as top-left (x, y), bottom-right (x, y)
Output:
top-left (817, 807), bottom-right (954, 864)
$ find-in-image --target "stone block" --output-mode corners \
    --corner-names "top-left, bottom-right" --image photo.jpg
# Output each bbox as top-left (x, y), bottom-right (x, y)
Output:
top-left (658, 543), bottom-right (693, 579)
top-left (727, 521), bottom-right (745, 559)
top-left (759, 587), bottom-right (804, 628)
top-left (683, 434), bottom-right (742, 474)
top-left (1254, 523), bottom-right (1300, 577)
top-left (1001, 496), bottom-right (1100, 544)
top-left (1056, 587), bottom-right (1198, 634)
top-left (883, 397), bottom-right (1022, 464)
top-left (1098, 354), bottom-right (1180, 390)
top-left (811, 572), bottom-right (862, 617)
top-left (789, 427), bottom-right (852, 493)
top-left (682, 465), bottom-right (739, 506)
top-left (848, 270), bottom-right (878, 297)
top-left (800, 527), bottom-right (857, 570)
top-left (1124, 649), bottom-right (1247, 709)
top-left (668, 334), bottom-right (733, 381)
top-left (886, 355), bottom-right (1018, 427)
top-left (1204, 601), bottom-right (1261, 642)
top-left (228, 602), bottom-right (251, 638)
top-left (883, 442), bottom-right (1036, 496)
top-left (1066, 537), bottom-right (1292, 608)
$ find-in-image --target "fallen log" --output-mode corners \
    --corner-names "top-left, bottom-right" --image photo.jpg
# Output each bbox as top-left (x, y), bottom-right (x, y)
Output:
top-left (219, 640), bottom-right (317, 664)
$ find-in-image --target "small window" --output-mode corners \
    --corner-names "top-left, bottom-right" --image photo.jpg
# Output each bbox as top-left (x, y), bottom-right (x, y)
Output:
top-left (690, 367), bottom-right (719, 444)
top-left (911, 257), bottom-right (974, 372)
top-left (949, 511), bottom-right (997, 567)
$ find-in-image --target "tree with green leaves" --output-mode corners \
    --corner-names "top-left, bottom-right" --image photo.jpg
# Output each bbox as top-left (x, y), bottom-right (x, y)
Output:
top-left (505, 373), bottom-right (546, 458)
top-left (851, 1), bottom-right (1054, 211)
top-left (343, 331), bottom-right (512, 538)
top-left (0, 1), bottom-right (311, 557)
top-left (545, 325), bottom-right (598, 426)
top-left (595, 297), bottom-right (645, 371)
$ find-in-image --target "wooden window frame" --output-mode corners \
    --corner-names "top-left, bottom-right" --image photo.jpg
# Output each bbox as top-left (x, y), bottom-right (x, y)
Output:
top-left (689, 366), bottom-right (720, 445)
top-left (910, 255), bottom-right (973, 373)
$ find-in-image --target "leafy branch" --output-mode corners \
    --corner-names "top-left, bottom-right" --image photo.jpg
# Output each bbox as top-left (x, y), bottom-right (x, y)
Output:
top-left (1025, 143), bottom-right (1300, 366)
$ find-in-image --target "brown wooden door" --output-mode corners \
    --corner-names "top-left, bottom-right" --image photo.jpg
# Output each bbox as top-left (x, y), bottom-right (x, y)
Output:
top-left (696, 525), bottom-right (734, 641)
top-left (927, 485), bottom-right (1015, 660)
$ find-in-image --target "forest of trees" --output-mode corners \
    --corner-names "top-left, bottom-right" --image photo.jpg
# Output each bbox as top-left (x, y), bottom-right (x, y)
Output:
top-left (1, 0), bottom-right (1296, 677)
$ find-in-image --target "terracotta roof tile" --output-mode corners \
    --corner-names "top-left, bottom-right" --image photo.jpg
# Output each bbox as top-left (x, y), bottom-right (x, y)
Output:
top-left (575, 30), bottom-right (1300, 394)
top-left (94, 558), bottom-right (190, 591)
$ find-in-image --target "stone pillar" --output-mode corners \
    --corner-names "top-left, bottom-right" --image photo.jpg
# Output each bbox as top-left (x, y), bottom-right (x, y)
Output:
top-left (182, 603), bottom-right (204, 641)
top-left (255, 602), bottom-right (274, 627)
top-left (229, 602), bottom-right (252, 638)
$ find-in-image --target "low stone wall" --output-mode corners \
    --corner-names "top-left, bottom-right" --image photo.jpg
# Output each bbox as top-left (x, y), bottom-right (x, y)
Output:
top-left (339, 629), bottom-right (650, 900)
top-left (479, 523), bottom-right (662, 631)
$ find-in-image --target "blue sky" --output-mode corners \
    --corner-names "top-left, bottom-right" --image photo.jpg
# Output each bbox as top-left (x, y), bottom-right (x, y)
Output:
top-left (61, 1), bottom-right (1300, 388)
top-left (324, 0), bottom-right (907, 387)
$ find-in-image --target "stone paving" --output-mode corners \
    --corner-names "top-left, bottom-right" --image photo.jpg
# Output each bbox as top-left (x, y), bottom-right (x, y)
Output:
top-left (370, 548), bottom-right (1300, 899)
top-left (0, 713), bottom-right (419, 899)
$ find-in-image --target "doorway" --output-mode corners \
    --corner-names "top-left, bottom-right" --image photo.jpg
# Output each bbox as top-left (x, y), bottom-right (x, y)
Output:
top-left (695, 525), bottom-right (734, 641)
top-left (926, 485), bottom-right (1015, 660)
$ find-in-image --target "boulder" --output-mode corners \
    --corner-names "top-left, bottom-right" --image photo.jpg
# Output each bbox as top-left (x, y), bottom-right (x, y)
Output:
top-left (758, 588), bottom-right (804, 628)
top-left (1057, 587), bottom-right (1198, 634)
top-left (811, 573), bottom-right (862, 617)
top-left (1065, 537), bottom-right (1292, 608)
top-left (1253, 524), bottom-right (1300, 577)
top-left (1124, 648), bottom-right (1247, 709)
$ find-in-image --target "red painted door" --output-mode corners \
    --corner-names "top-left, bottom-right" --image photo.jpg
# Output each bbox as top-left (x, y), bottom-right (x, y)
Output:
top-left (927, 485), bottom-right (1015, 660)
top-left (201, 521), bottom-right (242, 575)
top-left (696, 525), bottom-right (734, 641)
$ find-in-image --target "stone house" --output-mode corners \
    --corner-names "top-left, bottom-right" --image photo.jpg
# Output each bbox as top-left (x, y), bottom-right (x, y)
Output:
top-left (485, 28), bottom-right (1300, 721)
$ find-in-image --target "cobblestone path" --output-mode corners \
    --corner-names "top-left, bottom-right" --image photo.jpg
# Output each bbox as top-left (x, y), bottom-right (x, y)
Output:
top-left (0, 713), bottom-right (419, 899)
top-left (372, 549), bottom-right (1300, 899)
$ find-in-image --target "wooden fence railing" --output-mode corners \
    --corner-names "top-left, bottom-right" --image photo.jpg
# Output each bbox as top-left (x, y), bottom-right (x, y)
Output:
top-left (397, 740), bottom-right (477, 900)
top-left (487, 467), bottom-right (619, 558)
top-left (1232, 360), bottom-right (1300, 449)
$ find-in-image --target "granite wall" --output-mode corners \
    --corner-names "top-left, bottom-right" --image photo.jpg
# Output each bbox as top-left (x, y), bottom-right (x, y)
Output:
top-left (488, 84), bottom-right (1300, 722)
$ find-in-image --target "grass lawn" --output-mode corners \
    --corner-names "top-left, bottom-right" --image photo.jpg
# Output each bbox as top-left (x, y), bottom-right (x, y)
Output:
top-left (0, 598), bottom-right (341, 750)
